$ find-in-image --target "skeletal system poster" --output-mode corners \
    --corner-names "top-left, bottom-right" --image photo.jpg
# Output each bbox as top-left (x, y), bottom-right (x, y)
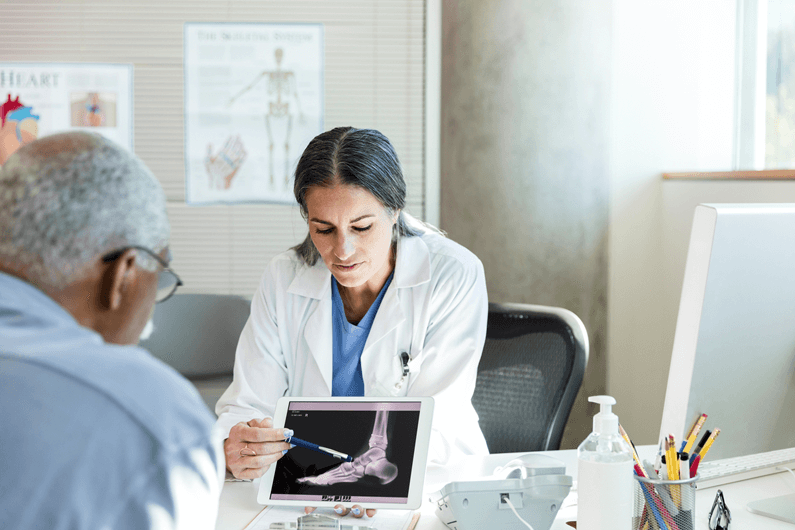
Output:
top-left (0, 63), bottom-right (132, 166)
top-left (184, 23), bottom-right (323, 204)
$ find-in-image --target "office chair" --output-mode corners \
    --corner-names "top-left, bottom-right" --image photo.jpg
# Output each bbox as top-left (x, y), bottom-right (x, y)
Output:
top-left (139, 293), bottom-right (250, 414)
top-left (472, 302), bottom-right (589, 453)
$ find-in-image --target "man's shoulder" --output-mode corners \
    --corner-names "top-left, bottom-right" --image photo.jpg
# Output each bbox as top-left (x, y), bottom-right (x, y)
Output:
top-left (0, 351), bottom-right (220, 530)
top-left (92, 344), bottom-right (216, 446)
top-left (4, 342), bottom-right (215, 448)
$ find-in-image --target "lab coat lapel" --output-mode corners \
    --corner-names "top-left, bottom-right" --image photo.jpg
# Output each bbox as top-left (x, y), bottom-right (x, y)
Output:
top-left (289, 261), bottom-right (334, 394)
top-left (360, 236), bottom-right (431, 378)
top-left (361, 287), bottom-right (405, 370)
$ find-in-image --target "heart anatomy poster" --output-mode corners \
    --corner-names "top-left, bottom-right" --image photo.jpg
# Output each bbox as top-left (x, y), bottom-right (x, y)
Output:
top-left (0, 63), bottom-right (132, 166)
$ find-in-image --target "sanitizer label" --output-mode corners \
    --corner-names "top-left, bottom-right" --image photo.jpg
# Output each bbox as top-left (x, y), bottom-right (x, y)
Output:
top-left (577, 459), bottom-right (633, 530)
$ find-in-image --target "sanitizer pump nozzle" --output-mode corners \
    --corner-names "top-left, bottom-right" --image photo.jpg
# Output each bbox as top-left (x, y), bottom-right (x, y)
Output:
top-left (576, 395), bottom-right (633, 530)
top-left (590, 395), bottom-right (619, 438)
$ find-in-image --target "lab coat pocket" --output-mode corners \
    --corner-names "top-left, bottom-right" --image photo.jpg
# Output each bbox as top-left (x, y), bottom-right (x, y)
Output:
top-left (368, 350), bottom-right (420, 397)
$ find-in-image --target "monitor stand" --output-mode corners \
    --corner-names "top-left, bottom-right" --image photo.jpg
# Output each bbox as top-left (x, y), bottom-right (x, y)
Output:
top-left (747, 493), bottom-right (795, 524)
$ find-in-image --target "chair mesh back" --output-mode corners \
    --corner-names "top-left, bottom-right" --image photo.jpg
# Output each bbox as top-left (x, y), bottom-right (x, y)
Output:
top-left (472, 310), bottom-right (576, 453)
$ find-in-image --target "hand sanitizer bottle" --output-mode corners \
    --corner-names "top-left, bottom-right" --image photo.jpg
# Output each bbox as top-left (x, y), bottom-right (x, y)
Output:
top-left (577, 395), bottom-right (634, 530)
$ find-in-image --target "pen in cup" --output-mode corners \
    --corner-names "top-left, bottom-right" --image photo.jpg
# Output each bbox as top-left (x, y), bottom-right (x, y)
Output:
top-left (690, 429), bottom-right (712, 464)
top-left (689, 454), bottom-right (701, 477)
top-left (679, 452), bottom-right (690, 480)
top-left (698, 428), bottom-right (721, 461)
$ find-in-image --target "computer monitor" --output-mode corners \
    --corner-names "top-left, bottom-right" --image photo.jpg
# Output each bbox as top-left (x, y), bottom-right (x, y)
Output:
top-left (659, 204), bottom-right (795, 522)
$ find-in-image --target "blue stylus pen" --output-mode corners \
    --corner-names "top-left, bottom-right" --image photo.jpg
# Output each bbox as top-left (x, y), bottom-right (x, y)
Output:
top-left (286, 436), bottom-right (354, 462)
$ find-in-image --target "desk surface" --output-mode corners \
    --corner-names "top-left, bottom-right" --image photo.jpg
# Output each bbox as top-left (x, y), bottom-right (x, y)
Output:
top-left (215, 447), bottom-right (795, 530)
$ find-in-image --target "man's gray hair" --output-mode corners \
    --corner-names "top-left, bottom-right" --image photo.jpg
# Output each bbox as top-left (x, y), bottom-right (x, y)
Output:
top-left (0, 131), bottom-right (169, 289)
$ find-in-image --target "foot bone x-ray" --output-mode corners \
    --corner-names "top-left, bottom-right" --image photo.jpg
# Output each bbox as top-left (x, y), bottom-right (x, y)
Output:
top-left (297, 410), bottom-right (398, 486)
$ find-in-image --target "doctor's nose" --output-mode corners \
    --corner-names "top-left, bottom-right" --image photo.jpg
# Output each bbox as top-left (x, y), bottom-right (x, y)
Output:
top-left (333, 234), bottom-right (355, 261)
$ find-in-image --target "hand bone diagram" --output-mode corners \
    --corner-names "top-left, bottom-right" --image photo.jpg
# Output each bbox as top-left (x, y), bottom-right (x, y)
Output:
top-left (205, 135), bottom-right (247, 190)
top-left (296, 410), bottom-right (398, 486)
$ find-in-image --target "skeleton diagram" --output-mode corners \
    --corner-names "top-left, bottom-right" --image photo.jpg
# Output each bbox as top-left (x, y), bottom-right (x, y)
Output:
top-left (229, 47), bottom-right (304, 186)
top-left (297, 410), bottom-right (398, 486)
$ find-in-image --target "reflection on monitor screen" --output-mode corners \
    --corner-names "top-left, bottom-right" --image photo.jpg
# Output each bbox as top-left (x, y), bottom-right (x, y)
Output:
top-left (270, 401), bottom-right (420, 505)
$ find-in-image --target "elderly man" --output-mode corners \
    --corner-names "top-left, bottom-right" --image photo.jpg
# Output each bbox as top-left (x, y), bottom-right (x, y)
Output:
top-left (0, 132), bottom-right (224, 529)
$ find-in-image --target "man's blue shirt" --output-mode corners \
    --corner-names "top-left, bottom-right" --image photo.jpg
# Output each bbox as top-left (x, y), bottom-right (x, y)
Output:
top-left (0, 271), bottom-right (221, 529)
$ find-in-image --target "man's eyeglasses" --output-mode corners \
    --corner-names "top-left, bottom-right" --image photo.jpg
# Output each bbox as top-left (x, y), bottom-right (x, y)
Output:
top-left (101, 245), bottom-right (183, 303)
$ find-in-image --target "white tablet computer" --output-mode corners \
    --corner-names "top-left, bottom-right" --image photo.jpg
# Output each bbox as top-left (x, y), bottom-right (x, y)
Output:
top-left (257, 396), bottom-right (434, 510)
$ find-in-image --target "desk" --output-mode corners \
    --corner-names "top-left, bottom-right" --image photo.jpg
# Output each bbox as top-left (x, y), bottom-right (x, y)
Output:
top-left (216, 447), bottom-right (795, 529)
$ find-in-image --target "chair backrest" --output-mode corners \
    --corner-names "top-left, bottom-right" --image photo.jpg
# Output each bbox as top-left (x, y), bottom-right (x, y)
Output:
top-left (139, 293), bottom-right (250, 378)
top-left (472, 302), bottom-right (588, 453)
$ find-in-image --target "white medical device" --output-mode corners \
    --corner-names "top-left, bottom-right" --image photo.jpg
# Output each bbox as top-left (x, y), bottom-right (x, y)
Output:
top-left (430, 454), bottom-right (572, 530)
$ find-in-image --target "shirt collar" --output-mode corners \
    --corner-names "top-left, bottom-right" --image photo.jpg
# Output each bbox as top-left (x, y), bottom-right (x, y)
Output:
top-left (0, 270), bottom-right (77, 326)
top-left (287, 234), bottom-right (432, 300)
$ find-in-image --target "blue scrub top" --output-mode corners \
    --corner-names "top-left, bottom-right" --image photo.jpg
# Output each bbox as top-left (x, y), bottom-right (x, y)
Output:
top-left (331, 273), bottom-right (393, 396)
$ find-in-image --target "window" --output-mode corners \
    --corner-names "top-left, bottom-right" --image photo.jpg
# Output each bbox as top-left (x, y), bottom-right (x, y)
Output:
top-left (734, 0), bottom-right (795, 170)
top-left (766, 0), bottom-right (795, 168)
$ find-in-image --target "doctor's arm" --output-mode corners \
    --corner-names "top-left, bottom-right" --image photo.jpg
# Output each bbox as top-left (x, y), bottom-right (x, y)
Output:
top-left (215, 269), bottom-right (292, 478)
top-left (407, 255), bottom-right (489, 465)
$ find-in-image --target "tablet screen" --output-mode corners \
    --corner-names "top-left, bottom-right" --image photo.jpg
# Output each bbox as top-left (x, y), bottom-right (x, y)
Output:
top-left (268, 401), bottom-right (421, 505)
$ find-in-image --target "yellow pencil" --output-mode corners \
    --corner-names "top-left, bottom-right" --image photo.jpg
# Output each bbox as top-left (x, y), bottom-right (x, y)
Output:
top-left (619, 424), bottom-right (644, 472)
top-left (668, 434), bottom-right (680, 479)
top-left (683, 413), bottom-right (707, 453)
top-left (666, 434), bottom-right (681, 509)
top-left (699, 428), bottom-right (721, 460)
top-left (664, 437), bottom-right (676, 480)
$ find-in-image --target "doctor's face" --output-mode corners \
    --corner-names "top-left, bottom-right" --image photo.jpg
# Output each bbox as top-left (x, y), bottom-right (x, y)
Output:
top-left (305, 183), bottom-right (397, 292)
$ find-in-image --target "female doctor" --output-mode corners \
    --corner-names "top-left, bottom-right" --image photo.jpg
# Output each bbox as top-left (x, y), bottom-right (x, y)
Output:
top-left (216, 127), bottom-right (489, 490)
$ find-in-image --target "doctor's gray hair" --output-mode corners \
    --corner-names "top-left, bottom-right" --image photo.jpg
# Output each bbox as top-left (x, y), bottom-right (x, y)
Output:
top-left (292, 126), bottom-right (421, 265)
top-left (0, 131), bottom-right (169, 289)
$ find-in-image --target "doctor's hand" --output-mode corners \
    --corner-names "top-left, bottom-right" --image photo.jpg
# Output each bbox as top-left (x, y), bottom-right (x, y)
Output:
top-left (224, 417), bottom-right (292, 479)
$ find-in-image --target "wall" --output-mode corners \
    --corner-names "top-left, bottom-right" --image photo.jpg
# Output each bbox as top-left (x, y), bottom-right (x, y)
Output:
top-left (441, 0), bottom-right (612, 448)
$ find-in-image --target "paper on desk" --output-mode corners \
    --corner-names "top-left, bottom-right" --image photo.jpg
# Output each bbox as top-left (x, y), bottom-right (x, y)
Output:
top-left (244, 506), bottom-right (419, 530)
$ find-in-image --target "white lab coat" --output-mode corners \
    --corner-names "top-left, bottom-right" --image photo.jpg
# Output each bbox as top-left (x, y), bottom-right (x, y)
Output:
top-left (215, 225), bottom-right (490, 466)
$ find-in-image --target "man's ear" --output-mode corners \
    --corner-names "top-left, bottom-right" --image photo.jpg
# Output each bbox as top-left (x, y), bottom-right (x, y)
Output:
top-left (101, 249), bottom-right (139, 311)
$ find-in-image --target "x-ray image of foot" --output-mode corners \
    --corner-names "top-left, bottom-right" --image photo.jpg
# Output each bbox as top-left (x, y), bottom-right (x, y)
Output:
top-left (297, 410), bottom-right (398, 486)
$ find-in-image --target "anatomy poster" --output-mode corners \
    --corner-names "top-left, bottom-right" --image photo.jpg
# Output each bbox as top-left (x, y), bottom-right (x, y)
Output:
top-left (184, 23), bottom-right (323, 204)
top-left (0, 63), bottom-right (133, 166)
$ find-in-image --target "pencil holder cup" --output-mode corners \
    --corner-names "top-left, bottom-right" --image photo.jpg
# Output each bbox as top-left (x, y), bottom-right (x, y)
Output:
top-left (632, 474), bottom-right (699, 530)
